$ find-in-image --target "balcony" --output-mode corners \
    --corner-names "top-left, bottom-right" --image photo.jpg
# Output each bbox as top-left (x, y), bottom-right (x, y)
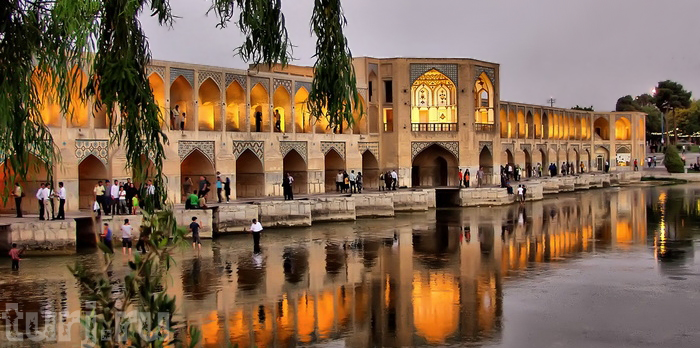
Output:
top-left (411, 123), bottom-right (457, 132)
top-left (474, 122), bottom-right (496, 133)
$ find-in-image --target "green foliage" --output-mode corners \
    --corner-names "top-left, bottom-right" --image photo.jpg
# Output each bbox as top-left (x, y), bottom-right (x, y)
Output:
top-left (641, 105), bottom-right (662, 133)
top-left (663, 145), bottom-right (685, 173)
top-left (615, 95), bottom-right (639, 112)
top-left (675, 100), bottom-right (700, 135)
top-left (308, 0), bottom-right (363, 131)
top-left (571, 105), bottom-right (594, 111)
top-left (654, 80), bottom-right (692, 113)
top-left (209, 0), bottom-right (292, 67)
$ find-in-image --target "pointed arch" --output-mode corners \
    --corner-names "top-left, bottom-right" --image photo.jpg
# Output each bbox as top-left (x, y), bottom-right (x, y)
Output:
top-left (523, 148), bottom-right (532, 177)
top-left (198, 78), bottom-right (221, 131)
top-left (181, 148), bottom-right (216, 201)
top-left (170, 75), bottom-right (193, 130)
top-left (517, 110), bottom-right (526, 137)
top-left (283, 149), bottom-right (307, 194)
top-left (542, 112), bottom-right (550, 139)
top-left (250, 83), bottom-right (269, 132)
top-left (362, 150), bottom-right (379, 190)
top-left (353, 95), bottom-right (366, 134)
top-left (273, 85), bottom-right (291, 133)
top-left (324, 149), bottom-right (346, 192)
top-left (526, 111), bottom-right (534, 138)
top-left (534, 111), bottom-right (542, 138)
top-left (79, 154), bottom-right (108, 209)
top-left (594, 117), bottom-right (610, 140)
top-left (474, 73), bottom-right (494, 124)
top-left (411, 69), bottom-right (457, 128)
top-left (225, 80), bottom-right (245, 131)
top-left (236, 149), bottom-right (264, 198)
top-left (499, 109), bottom-right (508, 137)
top-left (479, 146), bottom-right (494, 184)
top-left (615, 117), bottom-right (631, 140)
top-left (507, 110), bottom-right (517, 138)
top-left (294, 87), bottom-right (310, 133)
top-left (148, 72), bottom-right (166, 129)
top-left (502, 149), bottom-right (514, 167)
top-left (411, 144), bottom-right (458, 187)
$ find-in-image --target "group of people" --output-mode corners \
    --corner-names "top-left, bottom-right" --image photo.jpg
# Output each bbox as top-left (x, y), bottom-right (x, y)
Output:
top-left (170, 104), bottom-right (186, 131)
top-left (93, 179), bottom-right (146, 216)
top-left (11, 181), bottom-right (66, 220)
top-left (379, 170), bottom-right (398, 191)
top-left (335, 170), bottom-right (364, 194)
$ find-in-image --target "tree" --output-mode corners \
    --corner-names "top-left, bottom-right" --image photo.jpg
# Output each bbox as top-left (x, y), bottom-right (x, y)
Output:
top-left (641, 105), bottom-right (662, 134)
top-left (654, 80), bottom-right (692, 144)
top-left (664, 144), bottom-right (685, 173)
top-left (2, 0), bottom-right (361, 345)
top-left (675, 100), bottom-right (700, 136)
top-left (615, 95), bottom-right (639, 112)
top-left (635, 93), bottom-right (654, 107)
top-left (572, 105), bottom-right (594, 111)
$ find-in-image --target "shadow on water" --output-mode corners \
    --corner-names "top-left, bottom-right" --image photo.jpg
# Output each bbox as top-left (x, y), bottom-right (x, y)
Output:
top-left (6, 184), bottom-right (700, 346)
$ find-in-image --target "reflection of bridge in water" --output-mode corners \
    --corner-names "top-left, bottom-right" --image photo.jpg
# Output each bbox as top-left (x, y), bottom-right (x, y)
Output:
top-left (172, 186), bottom-right (648, 347)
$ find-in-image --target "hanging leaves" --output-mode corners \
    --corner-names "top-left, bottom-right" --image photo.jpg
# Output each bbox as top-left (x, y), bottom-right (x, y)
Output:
top-left (308, 0), bottom-right (362, 131)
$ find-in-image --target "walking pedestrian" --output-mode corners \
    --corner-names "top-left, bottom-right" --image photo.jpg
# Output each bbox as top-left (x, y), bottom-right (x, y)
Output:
top-left (11, 182), bottom-right (23, 218)
top-left (55, 182), bottom-right (66, 220)
top-left (224, 177), bottom-right (231, 203)
top-left (216, 176), bottom-right (223, 203)
top-left (8, 243), bottom-right (22, 271)
top-left (391, 170), bottom-right (398, 190)
top-left (634, 159), bottom-right (639, 171)
top-left (101, 223), bottom-right (113, 253)
top-left (190, 217), bottom-right (202, 251)
top-left (121, 219), bottom-right (133, 256)
top-left (249, 218), bottom-right (263, 253)
top-left (198, 176), bottom-right (210, 199)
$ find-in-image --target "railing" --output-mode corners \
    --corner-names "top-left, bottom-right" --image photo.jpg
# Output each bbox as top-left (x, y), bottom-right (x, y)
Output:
top-left (411, 123), bottom-right (457, 132)
top-left (474, 122), bottom-right (496, 132)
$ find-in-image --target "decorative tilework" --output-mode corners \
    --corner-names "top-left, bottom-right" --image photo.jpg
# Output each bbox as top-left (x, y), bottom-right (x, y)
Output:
top-left (479, 141), bottom-right (493, 154)
top-left (410, 64), bottom-right (458, 85)
top-left (520, 144), bottom-right (532, 152)
top-left (595, 144), bottom-right (610, 152)
top-left (616, 145), bottom-right (631, 153)
top-left (502, 143), bottom-right (514, 154)
top-left (170, 68), bottom-right (194, 87)
top-left (198, 71), bottom-right (222, 89)
top-left (225, 73), bottom-right (246, 89)
top-left (178, 140), bottom-right (215, 165)
top-left (280, 141), bottom-right (308, 163)
top-left (358, 142), bottom-right (379, 160)
top-left (411, 141), bottom-right (459, 160)
top-left (368, 63), bottom-right (378, 76)
top-left (233, 141), bottom-right (264, 161)
top-left (273, 79), bottom-right (292, 94)
top-left (321, 142), bottom-right (346, 159)
top-left (250, 77), bottom-right (270, 93)
top-left (474, 66), bottom-right (496, 84)
top-left (146, 65), bottom-right (165, 80)
top-left (536, 144), bottom-right (548, 152)
top-left (295, 81), bottom-right (312, 94)
top-left (550, 144), bottom-right (558, 151)
top-left (358, 88), bottom-right (368, 102)
top-left (75, 140), bottom-right (109, 165)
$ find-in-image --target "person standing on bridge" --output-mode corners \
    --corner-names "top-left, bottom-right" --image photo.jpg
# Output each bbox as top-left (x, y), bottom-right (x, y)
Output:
top-left (464, 169), bottom-right (470, 188)
top-left (55, 182), bottom-right (66, 220)
top-left (477, 167), bottom-right (484, 187)
top-left (11, 183), bottom-right (23, 218)
top-left (458, 169), bottom-right (463, 187)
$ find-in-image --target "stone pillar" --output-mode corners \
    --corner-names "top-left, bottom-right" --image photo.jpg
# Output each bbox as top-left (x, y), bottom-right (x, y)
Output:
top-left (193, 70), bottom-right (199, 136)
top-left (245, 76), bottom-right (251, 133)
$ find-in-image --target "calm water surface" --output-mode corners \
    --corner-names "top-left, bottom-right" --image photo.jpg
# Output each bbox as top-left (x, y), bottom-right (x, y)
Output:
top-left (2, 184), bottom-right (700, 347)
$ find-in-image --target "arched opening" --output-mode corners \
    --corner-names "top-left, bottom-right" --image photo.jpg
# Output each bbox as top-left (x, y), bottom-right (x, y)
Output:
top-left (548, 149), bottom-right (558, 167)
top-left (250, 84), bottom-right (269, 132)
top-left (594, 117), bottom-right (610, 140)
top-left (479, 147), bottom-right (493, 184)
top-left (170, 75), bottom-right (193, 131)
top-left (542, 112), bottom-right (549, 139)
top-left (583, 149), bottom-right (591, 172)
top-left (517, 110), bottom-right (526, 137)
top-left (198, 78), bottom-right (221, 131)
top-left (526, 111), bottom-right (534, 138)
top-left (236, 150), bottom-right (264, 198)
top-left (411, 145), bottom-right (458, 187)
top-left (283, 150), bottom-right (308, 194)
top-left (181, 149), bottom-right (216, 202)
top-left (294, 87), bottom-right (311, 133)
top-left (361, 150), bottom-right (379, 190)
top-left (93, 102), bottom-right (109, 129)
top-left (273, 86), bottom-right (291, 133)
top-left (368, 71), bottom-right (379, 134)
top-left (148, 73), bottom-right (166, 129)
top-left (353, 95), bottom-right (366, 134)
top-left (474, 73), bottom-right (494, 124)
top-left (324, 149), bottom-right (345, 192)
top-left (616, 146), bottom-right (631, 167)
top-left (537, 148), bottom-right (548, 169)
top-left (562, 115), bottom-right (569, 139)
top-left (225, 81), bottom-right (245, 132)
top-left (615, 117), bottom-right (631, 140)
top-left (78, 155), bottom-right (108, 210)
top-left (507, 110), bottom-right (516, 138)
top-left (68, 67), bottom-right (89, 128)
top-left (499, 109), bottom-right (508, 137)
top-left (369, 105), bottom-right (379, 134)
top-left (534, 112), bottom-right (542, 138)
top-left (501, 149), bottom-right (514, 168)
top-left (595, 147), bottom-right (610, 171)
top-left (32, 69), bottom-right (62, 127)
top-left (581, 117), bottom-right (590, 140)
top-left (574, 149), bottom-right (581, 172)
top-left (0, 155), bottom-right (51, 214)
top-left (411, 69), bottom-right (458, 129)
top-left (524, 149), bottom-right (532, 177)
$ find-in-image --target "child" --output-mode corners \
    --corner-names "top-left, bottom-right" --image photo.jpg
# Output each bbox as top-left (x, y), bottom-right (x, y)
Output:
top-left (131, 194), bottom-right (139, 215)
top-left (8, 243), bottom-right (22, 271)
top-left (121, 219), bottom-right (133, 255)
top-left (189, 217), bottom-right (202, 251)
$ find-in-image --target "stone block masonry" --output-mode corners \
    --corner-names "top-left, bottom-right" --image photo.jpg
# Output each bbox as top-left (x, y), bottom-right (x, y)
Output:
top-left (6, 220), bottom-right (76, 254)
top-left (217, 204), bottom-right (259, 235)
top-left (353, 193), bottom-right (395, 218)
top-left (311, 196), bottom-right (356, 222)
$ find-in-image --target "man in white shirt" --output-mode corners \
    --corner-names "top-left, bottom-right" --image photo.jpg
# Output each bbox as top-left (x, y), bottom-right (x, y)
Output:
top-left (249, 218), bottom-right (263, 253)
top-left (111, 180), bottom-right (120, 215)
top-left (348, 170), bottom-right (356, 193)
top-left (46, 183), bottom-right (55, 220)
top-left (391, 170), bottom-right (398, 190)
top-left (516, 185), bottom-right (524, 203)
top-left (335, 171), bottom-right (344, 192)
top-left (55, 182), bottom-right (67, 220)
top-left (36, 183), bottom-right (48, 220)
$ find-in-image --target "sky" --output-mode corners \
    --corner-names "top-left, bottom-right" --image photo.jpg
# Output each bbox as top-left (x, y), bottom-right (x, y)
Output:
top-left (141, 0), bottom-right (700, 112)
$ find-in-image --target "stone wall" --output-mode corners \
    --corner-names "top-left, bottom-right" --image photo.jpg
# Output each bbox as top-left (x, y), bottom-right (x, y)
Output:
top-left (392, 191), bottom-right (429, 212)
top-left (103, 208), bottom-right (214, 240)
top-left (257, 200), bottom-right (312, 227)
top-left (311, 197), bottom-right (356, 222)
top-left (217, 204), bottom-right (259, 234)
top-left (353, 193), bottom-right (395, 218)
top-left (459, 188), bottom-right (513, 207)
top-left (6, 220), bottom-right (76, 254)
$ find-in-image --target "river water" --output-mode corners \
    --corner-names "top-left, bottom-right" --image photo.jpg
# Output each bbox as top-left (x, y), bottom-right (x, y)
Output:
top-left (2, 184), bottom-right (700, 347)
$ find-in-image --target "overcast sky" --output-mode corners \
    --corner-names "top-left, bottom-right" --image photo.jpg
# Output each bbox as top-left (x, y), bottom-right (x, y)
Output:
top-left (141, 0), bottom-right (700, 111)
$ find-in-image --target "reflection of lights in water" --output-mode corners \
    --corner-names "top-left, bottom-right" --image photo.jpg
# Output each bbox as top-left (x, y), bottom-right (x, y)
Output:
top-left (482, 292), bottom-right (492, 310)
top-left (656, 193), bottom-right (667, 258)
top-left (412, 272), bottom-right (459, 344)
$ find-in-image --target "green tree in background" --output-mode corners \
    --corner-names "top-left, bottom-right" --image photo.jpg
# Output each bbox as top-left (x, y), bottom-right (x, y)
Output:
top-left (664, 144), bottom-right (685, 173)
top-left (615, 95), bottom-right (640, 112)
top-left (572, 105), bottom-right (594, 111)
top-left (654, 80), bottom-right (692, 144)
top-left (675, 100), bottom-right (700, 136)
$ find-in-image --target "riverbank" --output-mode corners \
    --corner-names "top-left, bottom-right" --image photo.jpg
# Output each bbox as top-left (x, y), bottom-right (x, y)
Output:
top-left (0, 172), bottom-right (643, 254)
